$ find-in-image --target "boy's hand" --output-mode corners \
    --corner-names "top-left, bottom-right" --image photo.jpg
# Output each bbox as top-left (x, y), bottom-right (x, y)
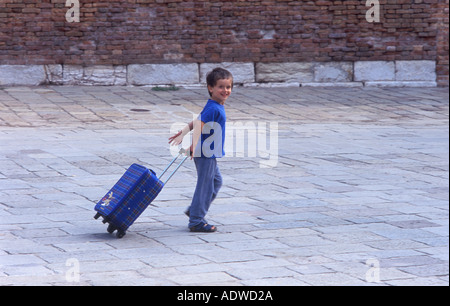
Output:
top-left (168, 130), bottom-right (183, 146)
top-left (185, 144), bottom-right (194, 159)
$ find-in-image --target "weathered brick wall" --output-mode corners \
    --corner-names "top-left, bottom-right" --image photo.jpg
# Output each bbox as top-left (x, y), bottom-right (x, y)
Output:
top-left (435, 0), bottom-right (449, 86)
top-left (0, 0), bottom-right (448, 86)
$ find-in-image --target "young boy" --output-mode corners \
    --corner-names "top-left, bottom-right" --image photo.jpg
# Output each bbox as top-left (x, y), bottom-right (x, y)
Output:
top-left (168, 68), bottom-right (233, 233)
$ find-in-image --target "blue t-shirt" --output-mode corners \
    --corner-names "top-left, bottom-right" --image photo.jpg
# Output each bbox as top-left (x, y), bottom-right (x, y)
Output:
top-left (195, 99), bottom-right (226, 158)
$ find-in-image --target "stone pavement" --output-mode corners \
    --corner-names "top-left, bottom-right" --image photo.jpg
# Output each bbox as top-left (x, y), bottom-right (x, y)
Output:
top-left (0, 85), bottom-right (448, 286)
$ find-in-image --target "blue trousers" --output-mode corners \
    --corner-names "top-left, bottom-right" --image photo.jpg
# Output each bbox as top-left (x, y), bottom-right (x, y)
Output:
top-left (188, 157), bottom-right (222, 228)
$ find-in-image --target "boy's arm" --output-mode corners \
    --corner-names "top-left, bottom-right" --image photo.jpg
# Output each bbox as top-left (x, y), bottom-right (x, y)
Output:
top-left (168, 120), bottom-right (194, 145)
top-left (190, 119), bottom-right (204, 159)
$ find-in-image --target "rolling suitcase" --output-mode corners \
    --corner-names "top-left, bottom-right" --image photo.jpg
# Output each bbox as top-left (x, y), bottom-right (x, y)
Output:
top-left (94, 149), bottom-right (188, 238)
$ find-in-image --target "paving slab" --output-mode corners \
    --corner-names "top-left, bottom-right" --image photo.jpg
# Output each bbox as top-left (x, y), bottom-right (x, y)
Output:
top-left (0, 86), bottom-right (448, 286)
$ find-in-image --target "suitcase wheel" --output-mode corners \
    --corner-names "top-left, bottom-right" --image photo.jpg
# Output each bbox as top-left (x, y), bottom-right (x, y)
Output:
top-left (107, 224), bottom-right (116, 234)
top-left (116, 230), bottom-right (126, 239)
top-left (106, 223), bottom-right (126, 238)
top-left (94, 212), bottom-right (101, 220)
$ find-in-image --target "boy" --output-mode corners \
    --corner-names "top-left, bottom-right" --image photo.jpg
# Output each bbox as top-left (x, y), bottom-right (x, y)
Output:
top-left (168, 68), bottom-right (233, 233)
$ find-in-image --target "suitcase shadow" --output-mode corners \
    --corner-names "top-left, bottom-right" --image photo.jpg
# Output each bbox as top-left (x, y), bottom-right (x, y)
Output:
top-left (90, 232), bottom-right (120, 240)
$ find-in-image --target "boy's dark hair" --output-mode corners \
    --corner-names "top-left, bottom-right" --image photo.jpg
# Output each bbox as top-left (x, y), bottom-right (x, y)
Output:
top-left (206, 68), bottom-right (233, 97)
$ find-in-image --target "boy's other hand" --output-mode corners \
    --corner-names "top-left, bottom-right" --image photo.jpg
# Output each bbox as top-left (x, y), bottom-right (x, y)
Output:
top-left (169, 130), bottom-right (183, 145)
top-left (186, 144), bottom-right (194, 159)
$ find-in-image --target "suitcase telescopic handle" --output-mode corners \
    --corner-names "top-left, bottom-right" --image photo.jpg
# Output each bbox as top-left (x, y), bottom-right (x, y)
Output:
top-left (158, 148), bottom-right (189, 185)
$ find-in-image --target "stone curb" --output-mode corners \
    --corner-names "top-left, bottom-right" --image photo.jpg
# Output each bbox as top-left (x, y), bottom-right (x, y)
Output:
top-left (0, 61), bottom-right (438, 87)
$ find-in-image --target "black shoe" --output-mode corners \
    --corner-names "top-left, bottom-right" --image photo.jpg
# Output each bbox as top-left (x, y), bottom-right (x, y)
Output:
top-left (189, 223), bottom-right (217, 233)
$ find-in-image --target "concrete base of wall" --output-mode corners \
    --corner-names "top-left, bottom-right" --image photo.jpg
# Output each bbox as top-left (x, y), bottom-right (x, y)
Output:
top-left (0, 61), bottom-right (438, 87)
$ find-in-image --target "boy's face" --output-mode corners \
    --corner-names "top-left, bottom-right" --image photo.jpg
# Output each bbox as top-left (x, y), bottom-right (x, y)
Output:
top-left (208, 78), bottom-right (233, 105)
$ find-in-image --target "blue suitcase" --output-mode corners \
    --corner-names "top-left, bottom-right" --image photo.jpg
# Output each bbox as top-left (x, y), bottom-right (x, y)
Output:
top-left (94, 149), bottom-right (188, 238)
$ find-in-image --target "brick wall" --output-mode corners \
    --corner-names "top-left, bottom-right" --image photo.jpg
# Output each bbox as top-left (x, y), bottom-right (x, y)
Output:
top-left (0, 0), bottom-right (448, 86)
